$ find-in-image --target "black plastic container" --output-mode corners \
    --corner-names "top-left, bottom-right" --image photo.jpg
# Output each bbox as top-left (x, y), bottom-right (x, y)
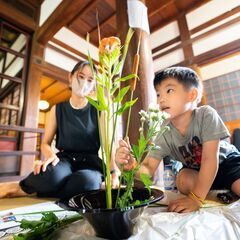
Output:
top-left (58, 188), bottom-right (164, 239)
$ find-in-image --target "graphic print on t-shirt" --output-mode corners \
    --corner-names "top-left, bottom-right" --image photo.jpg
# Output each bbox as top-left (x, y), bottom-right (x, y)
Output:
top-left (178, 136), bottom-right (202, 168)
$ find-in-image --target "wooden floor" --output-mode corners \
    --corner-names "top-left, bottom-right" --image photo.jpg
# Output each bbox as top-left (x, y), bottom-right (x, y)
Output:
top-left (0, 197), bottom-right (56, 211)
top-left (0, 190), bottom-right (233, 212)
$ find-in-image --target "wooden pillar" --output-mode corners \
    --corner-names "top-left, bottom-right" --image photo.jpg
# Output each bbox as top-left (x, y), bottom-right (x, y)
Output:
top-left (191, 64), bottom-right (207, 106)
top-left (20, 38), bottom-right (44, 176)
top-left (116, 0), bottom-right (155, 144)
top-left (177, 15), bottom-right (207, 105)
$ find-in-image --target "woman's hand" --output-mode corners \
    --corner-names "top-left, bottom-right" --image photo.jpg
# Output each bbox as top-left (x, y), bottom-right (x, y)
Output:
top-left (111, 172), bottom-right (120, 188)
top-left (34, 154), bottom-right (59, 175)
top-left (167, 196), bottom-right (202, 213)
top-left (115, 138), bottom-right (136, 171)
top-left (101, 172), bottom-right (120, 189)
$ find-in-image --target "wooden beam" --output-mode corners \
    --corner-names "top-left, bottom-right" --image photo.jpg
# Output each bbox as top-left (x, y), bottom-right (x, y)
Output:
top-left (41, 80), bottom-right (58, 93)
top-left (191, 6), bottom-right (240, 35)
top-left (47, 43), bottom-right (80, 62)
top-left (192, 15), bottom-right (240, 43)
top-left (41, 62), bottom-right (69, 84)
top-left (194, 39), bottom-right (240, 66)
top-left (151, 0), bottom-right (211, 33)
top-left (0, 0), bottom-right (36, 31)
top-left (36, 0), bottom-right (94, 45)
top-left (177, 14), bottom-right (194, 65)
top-left (153, 43), bottom-right (181, 60)
top-left (0, 103), bottom-right (19, 111)
top-left (67, 0), bottom-right (98, 27)
top-left (20, 39), bottom-right (44, 176)
top-left (163, 39), bottom-right (240, 70)
top-left (153, 15), bottom-right (240, 61)
top-left (148, 0), bottom-right (174, 18)
top-left (152, 36), bottom-right (180, 54)
top-left (51, 38), bottom-right (99, 65)
top-left (46, 87), bottom-right (69, 101)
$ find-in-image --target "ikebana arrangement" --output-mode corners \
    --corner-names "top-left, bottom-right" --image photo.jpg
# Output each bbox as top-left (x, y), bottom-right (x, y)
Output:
top-left (86, 28), bottom-right (169, 210)
top-left (61, 29), bottom-right (169, 239)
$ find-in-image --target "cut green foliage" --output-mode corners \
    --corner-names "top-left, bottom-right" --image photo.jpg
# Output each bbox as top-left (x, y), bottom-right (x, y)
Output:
top-left (13, 212), bottom-right (82, 240)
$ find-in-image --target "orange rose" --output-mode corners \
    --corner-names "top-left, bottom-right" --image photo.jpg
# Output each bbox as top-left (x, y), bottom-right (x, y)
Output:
top-left (99, 37), bottom-right (121, 55)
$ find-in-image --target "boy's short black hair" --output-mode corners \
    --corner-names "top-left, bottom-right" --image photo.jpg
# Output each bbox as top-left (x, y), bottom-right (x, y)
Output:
top-left (154, 66), bottom-right (203, 103)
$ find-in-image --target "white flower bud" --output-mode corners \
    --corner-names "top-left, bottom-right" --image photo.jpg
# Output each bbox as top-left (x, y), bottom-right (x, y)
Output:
top-left (148, 103), bottom-right (160, 112)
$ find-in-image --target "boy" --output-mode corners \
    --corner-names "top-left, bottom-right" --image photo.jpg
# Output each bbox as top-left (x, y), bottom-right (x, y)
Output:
top-left (116, 67), bottom-right (240, 213)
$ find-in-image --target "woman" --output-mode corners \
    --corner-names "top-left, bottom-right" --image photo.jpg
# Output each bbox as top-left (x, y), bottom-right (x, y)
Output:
top-left (0, 61), bottom-right (119, 199)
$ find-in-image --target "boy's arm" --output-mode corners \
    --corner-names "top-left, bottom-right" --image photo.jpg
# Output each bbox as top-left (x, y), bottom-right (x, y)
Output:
top-left (191, 139), bottom-right (219, 200)
top-left (168, 139), bottom-right (219, 213)
top-left (137, 156), bottom-right (161, 179)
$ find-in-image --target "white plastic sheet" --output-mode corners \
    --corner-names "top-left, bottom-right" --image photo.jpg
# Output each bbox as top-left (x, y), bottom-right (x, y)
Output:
top-left (59, 200), bottom-right (240, 240)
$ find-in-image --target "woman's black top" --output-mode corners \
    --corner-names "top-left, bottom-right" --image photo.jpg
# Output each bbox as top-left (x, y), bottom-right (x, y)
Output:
top-left (55, 101), bottom-right (103, 172)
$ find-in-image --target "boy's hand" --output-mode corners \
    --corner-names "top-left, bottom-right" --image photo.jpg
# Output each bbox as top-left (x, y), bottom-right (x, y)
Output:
top-left (167, 196), bottom-right (202, 213)
top-left (115, 138), bottom-right (136, 171)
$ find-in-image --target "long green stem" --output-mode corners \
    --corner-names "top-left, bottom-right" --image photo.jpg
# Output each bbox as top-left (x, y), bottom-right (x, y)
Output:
top-left (97, 109), bottom-right (106, 182)
top-left (125, 90), bottom-right (134, 139)
top-left (115, 165), bottom-right (124, 208)
top-left (105, 66), bottom-right (112, 209)
top-left (116, 90), bottom-right (134, 208)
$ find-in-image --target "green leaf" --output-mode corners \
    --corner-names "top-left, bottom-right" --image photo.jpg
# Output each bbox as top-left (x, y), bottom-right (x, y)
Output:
top-left (113, 86), bottom-right (130, 103)
top-left (110, 81), bottom-right (120, 95)
top-left (87, 50), bottom-right (95, 77)
top-left (119, 28), bottom-right (134, 76)
top-left (112, 61), bottom-right (122, 76)
top-left (97, 85), bottom-right (108, 110)
top-left (13, 236), bottom-right (25, 240)
top-left (99, 54), bottom-right (109, 68)
top-left (95, 74), bottom-right (104, 85)
top-left (138, 134), bottom-right (147, 158)
top-left (86, 97), bottom-right (103, 111)
top-left (109, 47), bottom-right (121, 66)
top-left (14, 212), bottom-right (82, 240)
top-left (42, 212), bottom-right (58, 223)
top-left (139, 173), bottom-right (152, 194)
top-left (131, 144), bottom-right (139, 160)
top-left (115, 74), bottom-right (138, 83)
top-left (116, 98), bottom-right (138, 115)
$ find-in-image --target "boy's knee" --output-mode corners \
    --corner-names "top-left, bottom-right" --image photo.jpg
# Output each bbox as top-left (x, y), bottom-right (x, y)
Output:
top-left (176, 168), bottom-right (198, 194)
top-left (231, 179), bottom-right (240, 196)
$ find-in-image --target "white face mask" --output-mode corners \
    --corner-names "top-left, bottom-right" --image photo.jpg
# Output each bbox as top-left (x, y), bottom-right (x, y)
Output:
top-left (71, 78), bottom-right (95, 97)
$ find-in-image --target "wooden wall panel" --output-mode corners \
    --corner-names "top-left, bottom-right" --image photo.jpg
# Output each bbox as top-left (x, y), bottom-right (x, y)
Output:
top-left (225, 119), bottom-right (240, 137)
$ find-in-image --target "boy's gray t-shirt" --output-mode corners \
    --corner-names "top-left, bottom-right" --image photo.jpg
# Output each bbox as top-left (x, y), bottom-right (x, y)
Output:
top-left (149, 105), bottom-right (237, 169)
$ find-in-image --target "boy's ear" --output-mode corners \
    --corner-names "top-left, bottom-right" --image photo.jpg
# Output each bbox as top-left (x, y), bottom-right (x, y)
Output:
top-left (189, 88), bottom-right (198, 102)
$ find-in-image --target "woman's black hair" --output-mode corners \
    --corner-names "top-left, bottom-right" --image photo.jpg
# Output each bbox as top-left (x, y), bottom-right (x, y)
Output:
top-left (70, 60), bottom-right (96, 75)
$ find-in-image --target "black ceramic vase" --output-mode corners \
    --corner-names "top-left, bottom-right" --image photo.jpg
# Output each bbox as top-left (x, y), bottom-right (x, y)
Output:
top-left (58, 188), bottom-right (164, 240)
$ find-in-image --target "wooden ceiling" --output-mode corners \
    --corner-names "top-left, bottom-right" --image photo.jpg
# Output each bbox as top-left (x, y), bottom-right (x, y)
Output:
top-left (40, 75), bottom-right (71, 110)
top-left (66, 0), bottom-right (209, 47)
top-left (39, 0), bottom-right (211, 109)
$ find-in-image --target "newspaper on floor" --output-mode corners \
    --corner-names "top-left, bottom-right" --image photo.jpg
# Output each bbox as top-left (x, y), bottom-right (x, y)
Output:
top-left (0, 201), bottom-right (77, 239)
